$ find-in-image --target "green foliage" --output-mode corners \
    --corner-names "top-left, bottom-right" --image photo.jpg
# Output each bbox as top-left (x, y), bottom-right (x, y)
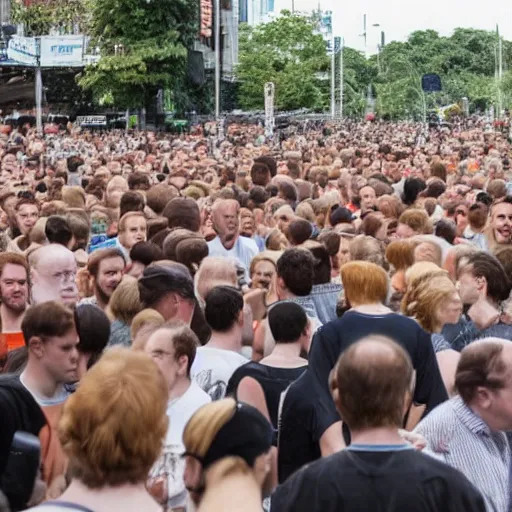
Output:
top-left (236, 12), bottom-right (330, 111)
top-left (11, 0), bottom-right (87, 36)
top-left (78, 0), bottom-right (197, 109)
top-left (376, 28), bottom-right (512, 118)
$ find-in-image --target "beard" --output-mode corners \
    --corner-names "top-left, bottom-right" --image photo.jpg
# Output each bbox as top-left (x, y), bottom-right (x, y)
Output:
top-left (95, 283), bottom-right (112, 305)
top-left (1, 294), bottom-right (27, 313)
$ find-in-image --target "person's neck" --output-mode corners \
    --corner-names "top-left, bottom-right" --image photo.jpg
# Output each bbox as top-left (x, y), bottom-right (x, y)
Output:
top-left (278, 289), bottom-right (297, 301)
top-left (350, 302), bottom-right (391, 315)
top-left (0, 303), bottom-right (25, 333)
top-left (169, 377), bottom-right (191, 402)
top-left (350, 426), bottom-right (406, 446)
top-left (21, 359), bottom-right (62, 400)
top-left (467, 401), bottom-right (501, 432)
top-left (267, 342), bottom-right (302, 361)
top-left (219, 233), bottom-right (238, 250)
top-left (60, 479), bottom-right (156, 506)
top-left (207, 328), bottom-right (242, 352)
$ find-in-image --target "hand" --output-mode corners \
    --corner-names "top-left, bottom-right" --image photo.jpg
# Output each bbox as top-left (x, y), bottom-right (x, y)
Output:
top-left (398, 429), bottom-right (427, 451)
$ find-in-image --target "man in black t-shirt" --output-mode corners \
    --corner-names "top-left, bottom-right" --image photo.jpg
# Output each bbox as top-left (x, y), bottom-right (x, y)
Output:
top-left (272, 337), bottom-right (485, 512)
top-left (278, 310), bottom-right (448, 483)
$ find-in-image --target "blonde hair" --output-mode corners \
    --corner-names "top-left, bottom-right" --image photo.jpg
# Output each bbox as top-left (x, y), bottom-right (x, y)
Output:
top-left (183, 398), bottom-right (237, 458)
top-left (59, 348), bottom-right (168, 488)
top-left (62, 186), bottom-right (86, 209)
top-left (341, 261), bottom-right (389, 306)
top-left (130, 308), bottom-right (165, 340)
top-left (402, 273), bottom-right (457, 333)
top-left (108, 276), bottom-right (143, 325)
top-left (405, 262), bottom-right (446, 288)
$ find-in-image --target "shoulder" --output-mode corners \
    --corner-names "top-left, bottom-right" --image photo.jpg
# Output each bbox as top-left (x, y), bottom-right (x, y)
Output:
top-left (89, 237), bottom-right (118, 254)
top-left (239, 236), bottom-right (259, 253)
top-left (415, 398), bottom-right (457, 439)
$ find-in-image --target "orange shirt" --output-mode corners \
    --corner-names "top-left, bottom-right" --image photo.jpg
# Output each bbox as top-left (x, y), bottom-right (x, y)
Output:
top-left (0, 332), bottom-right (25, 368)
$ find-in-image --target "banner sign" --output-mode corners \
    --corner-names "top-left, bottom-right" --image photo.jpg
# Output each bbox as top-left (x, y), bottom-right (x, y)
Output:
top-left (200, 0), bottom-right (213, 38)
top-left (264, 82), bottom-right (275, 138)
top-left (40, 36), bottom-right (84, 67)
top-left (7, 36), bottom-right (38, 66)
top-left (76, 115), bottom-right (107, 127)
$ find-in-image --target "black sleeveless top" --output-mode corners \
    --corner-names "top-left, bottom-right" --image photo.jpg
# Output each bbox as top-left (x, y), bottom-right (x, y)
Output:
top-left (226, 362), bottom-right (307, 433)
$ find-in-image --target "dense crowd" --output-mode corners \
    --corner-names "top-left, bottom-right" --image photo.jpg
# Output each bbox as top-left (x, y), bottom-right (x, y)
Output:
top-left (0, 116), bottom-right (510, 511)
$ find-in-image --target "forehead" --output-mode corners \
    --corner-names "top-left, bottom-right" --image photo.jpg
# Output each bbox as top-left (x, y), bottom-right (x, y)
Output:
top-left (98, 256), bottom-right (125, 270)
top-left (492, 203), bottom-right (512, 217)
top-left (146, 329), bottom-right (173, 350)
top-left (125, 216), bottom-right (146, 227)
top-left (17, 204), bottom-right (38, 214)
top-left (1, 263), bottom-right (27, 279)
top-left (37, 252), bottom-right (76, 272)
top-left (255, 260), bottom-right (274, 271)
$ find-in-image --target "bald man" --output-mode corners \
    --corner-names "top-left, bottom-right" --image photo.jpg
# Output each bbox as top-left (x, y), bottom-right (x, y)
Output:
top-left (273, 337), bottom-right (485, 512)
top-left (30, 244), bottom-right (79, 306)
top-left (207, 199), bottom-right (258, 280)
top-left (416, 338), bottom-right (512, 512)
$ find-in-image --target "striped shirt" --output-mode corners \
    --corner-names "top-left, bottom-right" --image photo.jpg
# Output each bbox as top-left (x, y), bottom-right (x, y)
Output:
top-left (415, 396), bottom-right (511, 512)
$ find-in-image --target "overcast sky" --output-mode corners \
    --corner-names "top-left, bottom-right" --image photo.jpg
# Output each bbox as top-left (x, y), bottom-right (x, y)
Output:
top-left (274, 0), bottom-right (510, 53)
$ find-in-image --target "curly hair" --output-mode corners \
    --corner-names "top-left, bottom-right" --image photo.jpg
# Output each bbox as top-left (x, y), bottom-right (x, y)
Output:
top-left (401, 273), bottom-right (457, 333)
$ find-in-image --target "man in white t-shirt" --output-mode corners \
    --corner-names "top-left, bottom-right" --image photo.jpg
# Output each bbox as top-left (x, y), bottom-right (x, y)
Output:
top-left (207, 199), bottom-right (259, 281)
top-left (191, 286), bottom-right (248, 400)
top-left (145, 324), bottom-right (211, 510)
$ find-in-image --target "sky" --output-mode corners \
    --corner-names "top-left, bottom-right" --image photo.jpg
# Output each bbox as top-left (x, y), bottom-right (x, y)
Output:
top-left (274, 0), bottom-right (512, 53)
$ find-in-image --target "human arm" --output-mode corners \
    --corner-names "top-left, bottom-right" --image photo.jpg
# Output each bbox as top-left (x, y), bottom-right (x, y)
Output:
top-left (413, 327), bottom-right (448, 415)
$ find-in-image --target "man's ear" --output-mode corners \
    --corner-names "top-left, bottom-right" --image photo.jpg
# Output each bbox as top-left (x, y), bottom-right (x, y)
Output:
top-left (28, 336), bottom-right (44, 358)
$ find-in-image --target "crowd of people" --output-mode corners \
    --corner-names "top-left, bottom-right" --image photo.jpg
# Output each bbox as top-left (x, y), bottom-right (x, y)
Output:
top-left (0, 116), bottom-right (510, 511)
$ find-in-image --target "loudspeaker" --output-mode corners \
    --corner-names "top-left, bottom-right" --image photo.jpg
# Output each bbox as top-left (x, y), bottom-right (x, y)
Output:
top-left (187, 51), bottom-right (205, 86)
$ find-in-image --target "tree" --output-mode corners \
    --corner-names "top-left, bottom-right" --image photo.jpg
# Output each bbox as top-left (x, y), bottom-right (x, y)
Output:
top-left (236, 12), bottom-right (330, 111)
top-left (375, 28), bottom-right (512, 117)
top-left (78, 0), bottom-right (197, 110)
top-left (11, 0), bottom-right (87, 36)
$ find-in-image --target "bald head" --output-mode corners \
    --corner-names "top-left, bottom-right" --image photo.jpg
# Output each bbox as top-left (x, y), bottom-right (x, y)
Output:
top-left (333, 336), bottom-right (414, 432)
top-left (31, 244), bottom-right (78, 306)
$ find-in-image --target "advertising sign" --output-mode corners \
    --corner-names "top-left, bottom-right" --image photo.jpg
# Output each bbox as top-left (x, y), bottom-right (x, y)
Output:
top-left (200, 0), bottom-right (213, 38)
top-left (264, 82), bottom-right (275, 138)
top-left (6, 36), bottom-right (38, 66)
top-left (40, 36), bottom-right (84, 67)
top-left (76, 116), bottom-right (107, 127)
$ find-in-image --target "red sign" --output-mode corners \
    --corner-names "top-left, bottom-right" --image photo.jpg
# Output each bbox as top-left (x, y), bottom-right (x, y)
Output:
top-left (200, 0), bottom-right (213, 38)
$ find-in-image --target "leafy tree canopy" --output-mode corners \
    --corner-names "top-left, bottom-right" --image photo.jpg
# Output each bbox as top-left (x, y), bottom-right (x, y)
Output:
top-left (78, 0), bottom-right (197, 109)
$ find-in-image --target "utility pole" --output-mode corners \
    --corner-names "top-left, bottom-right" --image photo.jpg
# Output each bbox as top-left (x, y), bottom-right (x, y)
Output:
top-left (499, 28), bottom-right (503, 119)
top-left (339, 37), bottom-right (344, 118)
top-left (331, 33), bottom-right (335, 119)
top-left (214, 0), bottom-right (221, 119)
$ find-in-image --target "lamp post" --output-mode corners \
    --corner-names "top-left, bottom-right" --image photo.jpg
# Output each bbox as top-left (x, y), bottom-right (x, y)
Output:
top-left (214, 0), bottom-right (221, 119)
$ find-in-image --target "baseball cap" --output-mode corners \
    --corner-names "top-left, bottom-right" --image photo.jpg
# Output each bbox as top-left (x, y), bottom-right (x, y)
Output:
top-left (139, 263), bottom-right (195, 300)
top-left (329, 205), bottom-right (355, 226)
top-left (186, 402), bottom-right (273, 470)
